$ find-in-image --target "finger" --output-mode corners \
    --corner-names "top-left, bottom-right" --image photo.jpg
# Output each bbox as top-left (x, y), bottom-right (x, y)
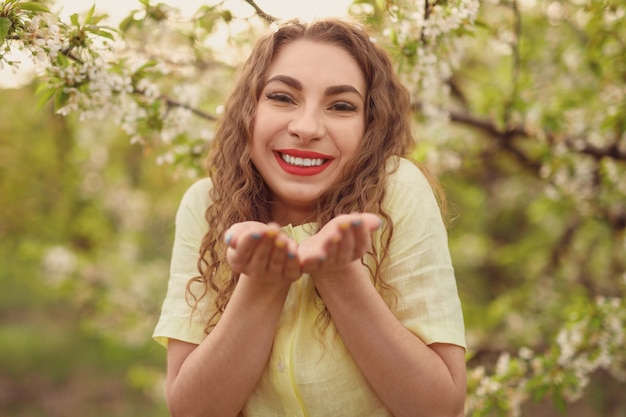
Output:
top-left (331, 214), bottom-right (380, 263)
top-left (227, 232), bottom-right (262, 273)
top-left (248, 234), bottom-right (276, 273)
top-left (246, 225), bottom-right (283, 271)
top-left (224, 225), bottom-right (245, 249)
top-left (224, 221), bottom-right (271, 249)
top-left (284, 256), bottom-right (302, 280)
top-left (266, 235), bottom-right (288, 274)
top-left (268, 236), bottom-right (302, 280)
top-left (227, 225), bottom-right (275, 272)
top-left (300, 256), bottom-right (325, 274)
top-left (349, 218), bottom-right (373, 257)
top-left (346, 213), bottom-right (382, 251)
top-left (356, 213), bottom-right (383, 232)
top-left (333, 221), bottom-right (356, 264)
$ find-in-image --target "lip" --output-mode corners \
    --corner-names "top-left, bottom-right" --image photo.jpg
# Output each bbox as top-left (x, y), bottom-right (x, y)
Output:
top-left (274, 149), bottom-right (334, 176)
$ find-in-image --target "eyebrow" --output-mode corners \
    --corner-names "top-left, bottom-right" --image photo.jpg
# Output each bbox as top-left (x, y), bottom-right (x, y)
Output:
top-left (265, 75), bottom-right (364, 100)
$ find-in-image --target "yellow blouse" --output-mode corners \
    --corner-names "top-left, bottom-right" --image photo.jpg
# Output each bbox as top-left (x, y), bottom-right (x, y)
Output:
top-left (153, 157), bottom-right (466, 417)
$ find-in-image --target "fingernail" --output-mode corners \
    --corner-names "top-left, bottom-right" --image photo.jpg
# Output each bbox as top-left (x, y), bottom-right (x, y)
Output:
top-left (225, 232), bottom-right (233, 245)
top-left (252, 233), bottom-right (262, 240)
top-left (319, 255), bottom-right (327, 262)
top-left (351, 219), bottom-right (362, 227)
top-left (275, 239), bottom-right (286, 248)
top-left (339, 222), bottom-right (350, 230)
top-left (287, 252), bottom-right (296, 259)
top-left (266, 229), bottom-right (278, 238)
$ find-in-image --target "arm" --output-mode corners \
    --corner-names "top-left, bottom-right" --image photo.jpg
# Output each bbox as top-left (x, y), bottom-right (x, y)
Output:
top-left (314, 261), bottom-right (466, 417)
top-left (301, 212), bottom-right (466, 417)
top-left (166, 223), bottom-right (301, 417)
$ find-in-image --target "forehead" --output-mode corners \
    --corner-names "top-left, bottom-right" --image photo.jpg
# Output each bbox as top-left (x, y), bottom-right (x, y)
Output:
top-left (266, 40), bottom-right (366, 93)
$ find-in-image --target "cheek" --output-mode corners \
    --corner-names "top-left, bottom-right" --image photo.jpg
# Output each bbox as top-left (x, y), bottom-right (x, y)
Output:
top-left (249, 121), bottom-right (265, 152)
top-left (343, 125), bottom-right (365, 156)
top-left (250, 109), bottom-right (275, 144)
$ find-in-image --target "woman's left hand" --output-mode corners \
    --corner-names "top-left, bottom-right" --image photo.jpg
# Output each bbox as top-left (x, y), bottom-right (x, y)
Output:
top-left (298, 213), bottom-right (381, 278)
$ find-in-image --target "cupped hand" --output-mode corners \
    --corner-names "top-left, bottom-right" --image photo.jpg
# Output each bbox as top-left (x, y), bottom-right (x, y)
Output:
top-left (298, 213), bottom-right (382, 278)
top-left (224, 221), bottom-right (301, 283)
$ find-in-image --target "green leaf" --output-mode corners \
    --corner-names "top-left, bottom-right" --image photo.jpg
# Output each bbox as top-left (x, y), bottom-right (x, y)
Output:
top-left (136, 60), bottom-right (158, 72)
top-left (118, 15), bottom-right (136, 32)
top-left (0, 17), bottom-right (12, 45)
top-left (552, 391), bottom-right (567, 414)
top-left (85, 4), bottom-right (96, 24)
top-left (53, 89), bottom-right (69, 111)
top-left (532, 384), bottom-right (550, 402)
top-left (16, 2), bottom-right (50, 12)
top-left (87, 14), bottom-right (108, 25)
top-left (92, 28), bottom-right (115, 41)
top-left (36, 86), bottom-right (57, 110)
top-left (34, 81), bottom-right (49, 96)
top-left (70, 13), bottom-right (79, 27)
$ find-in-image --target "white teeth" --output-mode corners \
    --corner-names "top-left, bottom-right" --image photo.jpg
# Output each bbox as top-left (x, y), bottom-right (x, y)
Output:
top-left (280, 153), bottom-right (325, 167)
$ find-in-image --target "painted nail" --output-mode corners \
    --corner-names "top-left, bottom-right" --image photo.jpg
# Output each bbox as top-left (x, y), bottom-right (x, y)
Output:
top-left (251, 233), bottom-right (262, 240)
top-left (287, 252), bottom-right (296, 259)
top-left (275, 239), bottom-right (286, 248)
top-left (265, 229), bottom-right (278, 238)
top-left (351, 219), bottom-right (362, 227)
top-left (224, 232), bottom-right (233, 245)
top-left (339, 222), bottom-right (350, 230)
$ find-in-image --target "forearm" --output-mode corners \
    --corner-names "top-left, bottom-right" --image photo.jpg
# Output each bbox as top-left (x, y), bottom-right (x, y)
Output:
top-left (314, 264), bottom-right (465, 417)
top-left (167, 276), bottom-right (290, 417)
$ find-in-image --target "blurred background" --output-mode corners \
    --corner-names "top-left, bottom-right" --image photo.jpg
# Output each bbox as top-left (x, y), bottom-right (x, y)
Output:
top-left (0, 85), bottom-right (180, 416)
top-left (1, 0), bottom-right (625, 416)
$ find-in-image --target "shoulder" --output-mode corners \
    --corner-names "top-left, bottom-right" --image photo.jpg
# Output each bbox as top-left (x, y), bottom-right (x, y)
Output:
top-left (180, 177), bottom-right (213, 210)
top-left (382, 156), bottom-right (442, 221)
top-left (385, 156), bottom-right (433, 195)
top-left (175, 177), bottom-right (213, 227)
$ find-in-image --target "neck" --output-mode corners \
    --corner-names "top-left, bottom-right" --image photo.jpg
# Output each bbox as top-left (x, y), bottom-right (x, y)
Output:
top-left (271, 203), bottom-right (316, 226)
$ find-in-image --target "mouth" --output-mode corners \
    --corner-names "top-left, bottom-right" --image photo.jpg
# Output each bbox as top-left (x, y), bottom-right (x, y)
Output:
top-left (274, 149), bottom-right (333, 176)
top-left (279, 153), bottom-right (327, 167)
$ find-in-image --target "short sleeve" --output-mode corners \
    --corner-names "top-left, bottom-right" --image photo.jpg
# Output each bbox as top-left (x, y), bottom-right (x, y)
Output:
top-left (382, 158), bottom-right (466, 349)
top-left (152, 178), bottom-right (213, 348)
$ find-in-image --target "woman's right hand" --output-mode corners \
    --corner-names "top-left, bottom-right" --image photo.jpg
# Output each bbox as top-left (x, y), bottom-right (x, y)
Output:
top-left (224, 221), bottom-right (302, 283)
top-left (167, 222), bottom-right (301, 417)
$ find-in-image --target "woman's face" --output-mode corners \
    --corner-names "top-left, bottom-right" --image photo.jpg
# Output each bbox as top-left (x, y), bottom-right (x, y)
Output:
top-left (250, 40), bottom-right (366, 223)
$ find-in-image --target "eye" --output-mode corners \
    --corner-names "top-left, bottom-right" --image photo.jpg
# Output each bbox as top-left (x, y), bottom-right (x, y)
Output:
top-left (329, 101), bottom-right (358, 112)
top-left (266, 92), bottom-right (294, 104)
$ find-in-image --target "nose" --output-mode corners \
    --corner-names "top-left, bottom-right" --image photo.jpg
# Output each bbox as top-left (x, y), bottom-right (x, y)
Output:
top-left (287, 106), bottom-right (325, 143)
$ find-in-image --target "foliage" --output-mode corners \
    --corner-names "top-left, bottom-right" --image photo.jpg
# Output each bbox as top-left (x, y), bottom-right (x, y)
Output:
top-left (1, 0), bottom-right (625, 415)
top-left (0, 85), bottom-right (176, 415)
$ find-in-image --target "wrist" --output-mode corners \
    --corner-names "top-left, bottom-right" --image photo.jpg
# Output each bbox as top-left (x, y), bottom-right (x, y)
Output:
top-left (237, 273), bottom-right (292, 298)
top-left (311, 260), bottom-right (369, 290)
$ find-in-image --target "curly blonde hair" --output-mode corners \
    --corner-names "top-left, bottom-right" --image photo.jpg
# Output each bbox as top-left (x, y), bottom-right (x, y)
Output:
top-left (187, 18), bottom-right (437, 333)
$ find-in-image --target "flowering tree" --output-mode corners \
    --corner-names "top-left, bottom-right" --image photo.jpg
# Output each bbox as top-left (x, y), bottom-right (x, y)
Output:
top-left (2, 0), bottom-right (625, 415)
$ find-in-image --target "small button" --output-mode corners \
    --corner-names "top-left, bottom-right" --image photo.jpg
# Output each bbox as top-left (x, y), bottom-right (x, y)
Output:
top-left (277, 358), bottom-right (286, 372)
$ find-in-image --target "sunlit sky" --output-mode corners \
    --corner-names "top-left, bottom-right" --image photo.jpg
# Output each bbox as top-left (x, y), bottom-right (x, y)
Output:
top-left (0, 0), bottom-right (352, 88)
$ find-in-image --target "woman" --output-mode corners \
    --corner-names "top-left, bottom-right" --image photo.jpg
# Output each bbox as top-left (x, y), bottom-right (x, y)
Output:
top-left (153, 18), bottom-right (466, 417)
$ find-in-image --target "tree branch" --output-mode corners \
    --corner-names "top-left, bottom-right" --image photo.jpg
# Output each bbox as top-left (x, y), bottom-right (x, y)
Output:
top-left (243, 0), bottom-right (277, 23)
top-left (160, 94), bottom-right (216, 121)
top-left (438, 105), bottom-right (626, 162)
top-left (565, 140), bottom-right (626, 161)
top-left (54, 44), bottom-right (218, 122)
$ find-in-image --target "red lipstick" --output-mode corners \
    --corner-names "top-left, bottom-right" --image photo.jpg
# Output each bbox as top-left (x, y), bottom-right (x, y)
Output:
top-left (274, 149), bottom-right (334, 176)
